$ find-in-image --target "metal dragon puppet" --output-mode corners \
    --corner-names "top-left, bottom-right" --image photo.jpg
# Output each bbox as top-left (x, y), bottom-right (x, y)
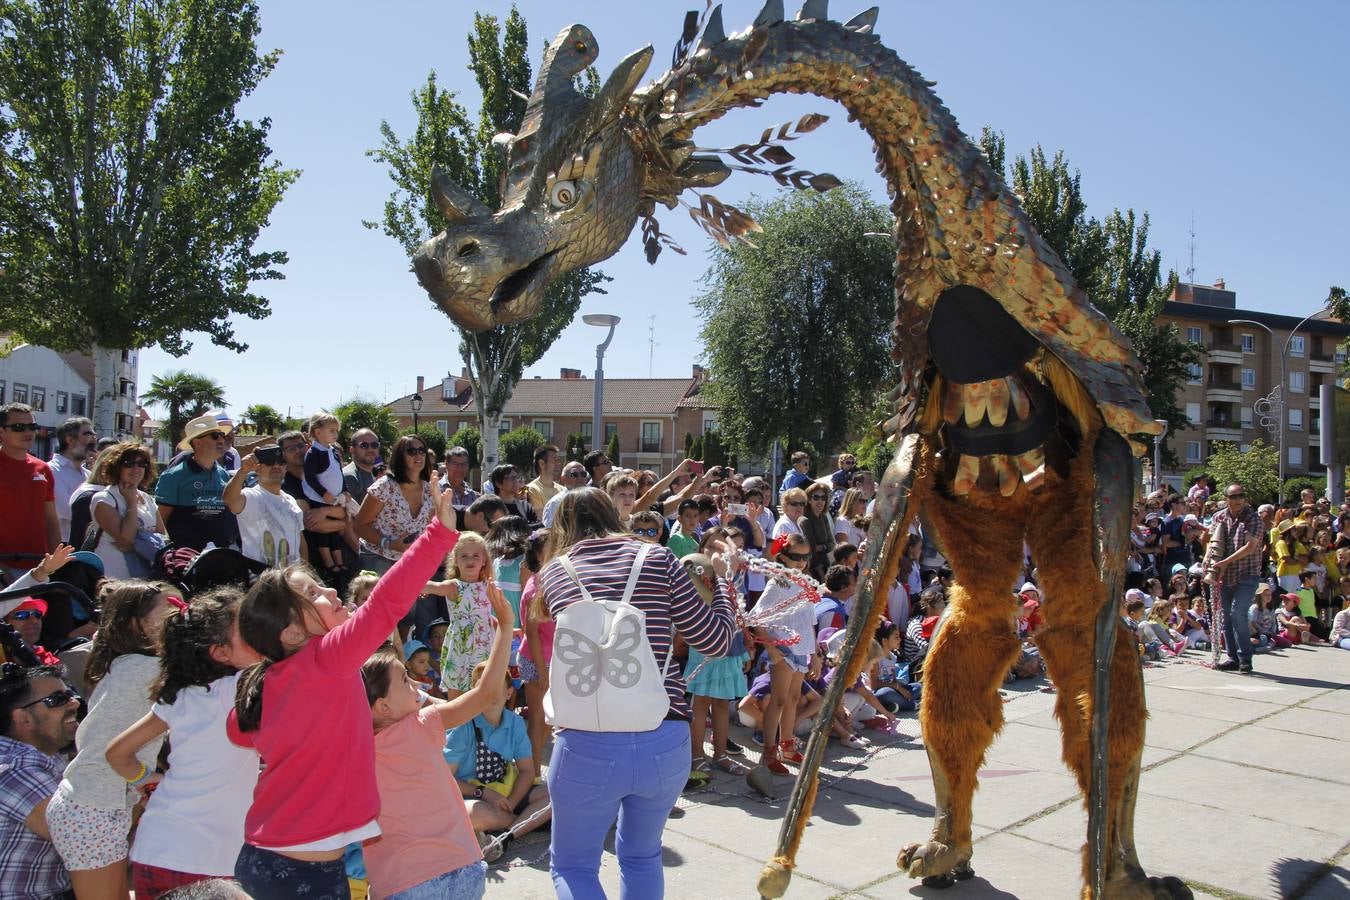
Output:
top-left (413, 2), bottom-right (1190, 897)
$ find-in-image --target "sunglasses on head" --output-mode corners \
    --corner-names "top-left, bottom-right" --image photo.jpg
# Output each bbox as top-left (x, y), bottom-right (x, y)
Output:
top-left (3, 422), bottom-right (40, 433)
top-left (633, 527), bottom-right (660, 537)
top-left (19, 687), bottom-right (79, 710)
top-left (784, 551), bottom-right (811, 561)
top-left (8, 610), bottom-right (42, 621)
top-left (354, 441), bottom-right (380, 450)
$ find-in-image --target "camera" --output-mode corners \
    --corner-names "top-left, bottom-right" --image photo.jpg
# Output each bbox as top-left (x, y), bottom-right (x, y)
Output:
top-left (726, 502), bottom-right (750, 517)
top-left (254, 445), bottom-right (282, 466)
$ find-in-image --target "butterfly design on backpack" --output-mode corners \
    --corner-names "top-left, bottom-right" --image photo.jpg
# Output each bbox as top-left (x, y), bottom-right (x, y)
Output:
top-left (552, 616), bottom-right (646, 697)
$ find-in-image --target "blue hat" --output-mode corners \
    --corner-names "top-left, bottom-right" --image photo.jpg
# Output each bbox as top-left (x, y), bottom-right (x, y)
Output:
top-left (66, 551), bottom-right (105, 574)
top-left (402, 639), bottom-right (430, 659)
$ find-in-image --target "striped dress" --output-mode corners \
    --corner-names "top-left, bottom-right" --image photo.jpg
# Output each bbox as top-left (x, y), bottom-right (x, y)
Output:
top-left (537, 535), bottom-right (736, 720)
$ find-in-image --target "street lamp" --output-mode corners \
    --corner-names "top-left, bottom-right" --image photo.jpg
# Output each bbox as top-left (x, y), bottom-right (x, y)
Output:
top-left (1152, 418), bottom-right (1169, 493)
top-left (1230, 305), bottom-right (1331, 506)
top-left (582, 313), bottom-right (620, 456)
top-left (410, 392), bottom-right (423, 433)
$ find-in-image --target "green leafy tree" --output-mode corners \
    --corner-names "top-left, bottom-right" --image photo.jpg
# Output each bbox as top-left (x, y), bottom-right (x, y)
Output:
top-left (690, 433), bottom-right (704, 462)
top-left (683, 432), bottom-right (694, 459)
top-left (242, 404), bottom-right (286, 436)
top-left (1282, 475), bottom-right (1326, 503)
top-left (565, 432), bottom-right (585, 463)
top-left (702, 429), bottom-right (728, 468)
top-left (404, 424), bottom-right (448, 462)
top-left (1323, 286), bottom-right (1350, 380)
top-left (979, 129), bottom-right (1199, 465)
top-left (364, 6), bottom-right (608, 475)
top-left (331, 399), bottom-right (399, 451)
top-left (448, 425), bottom-right (481, 469)
top-left (0, 0), bottom-right (297, 436)
top-left (1200, 440), bottom-right (1280, 506)
top-left (140, 371), bottom-right (225, 442)
top-left (500, 426), bottom-right (547, 472)
top-left (694, 184), bottom-right (895, 456)
top-left (605, 432), bottom-right (621, 468)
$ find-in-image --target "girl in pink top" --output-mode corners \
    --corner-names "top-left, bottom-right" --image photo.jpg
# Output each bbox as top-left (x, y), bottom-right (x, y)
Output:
top-left (359, 580), bottom-right (514, 899)
top-left (515, 529), bottom-right (553, 772)
top-left (227, 481), bottom-right (460, 899)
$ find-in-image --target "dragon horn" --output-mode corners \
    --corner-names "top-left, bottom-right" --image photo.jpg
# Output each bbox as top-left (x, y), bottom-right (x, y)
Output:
top-left (431, 167), bottom-right (491, 223)
top-left (697, 5), bottom-right (726, 50)
top-left (753, 0), bottom-right (785, 27)
top-left (843, 6), bottom-right (878, 32)
top-left (797, 0), bottom-right (827, 21)
top-left (587, 45), bottom-right (654, 132)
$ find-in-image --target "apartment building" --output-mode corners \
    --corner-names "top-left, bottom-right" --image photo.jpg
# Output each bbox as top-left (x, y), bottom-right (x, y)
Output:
top-left (1160, 280), bottom-right (1349, 482)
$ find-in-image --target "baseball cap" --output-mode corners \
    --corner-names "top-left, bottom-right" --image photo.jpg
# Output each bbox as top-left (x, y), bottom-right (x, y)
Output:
top-left (66, 550), bottom-right (105, 574)
top-left (1170, 563), bottom-right (1188, 575)
top-left (5, 597), bottom-right (47, 617)
top-left (1124, 588), bottom-right (1149, 604)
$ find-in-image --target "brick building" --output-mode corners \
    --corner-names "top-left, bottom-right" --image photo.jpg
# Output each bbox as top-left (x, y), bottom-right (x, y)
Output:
top-left (1159, 280), bottom-right (1350, 484)
top-left (387, 366), bottom-right (717, 474)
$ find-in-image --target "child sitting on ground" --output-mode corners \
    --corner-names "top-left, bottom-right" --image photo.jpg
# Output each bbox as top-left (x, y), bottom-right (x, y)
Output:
top-left (815, 565), bottom-right (855, 633)
top-left (1142, 598), bottom-right (1187, 656)
top-left (866, 620), bottom-right (920, 713)
top-left (1249, 584), bottom-right (1290, 650)
top-left (736, 669), bottom-right (823, 744)
top-left (819, 632), bottom-right (893, 748)
top-left (1122, 596), bottom-right (1162, 661)
top-left (1330, 594), bottom-right (1350, 649)
top-left (443, 662), bottom-right (551, 860)
top-left (401, 639), bottom-right (443, 698)
top-left (1173, 594), bottom-right (1210, 649)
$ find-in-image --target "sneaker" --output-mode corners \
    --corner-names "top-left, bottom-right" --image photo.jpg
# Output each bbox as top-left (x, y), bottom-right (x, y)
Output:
top-left (1238, 662), bottom-right (1253, 674)
top-left (724, 738), bottom-right (745, 756)
top-left (842, 734), bottom-right (869, 750)
top-left (750, 730), bottom-right (764, 748)
top-left (477, 830), bottom-right (507, 863)
top-left (1170, 641), bottom-right (1187, 656)
top-left (1214, 660), bottom-right (1240, 671)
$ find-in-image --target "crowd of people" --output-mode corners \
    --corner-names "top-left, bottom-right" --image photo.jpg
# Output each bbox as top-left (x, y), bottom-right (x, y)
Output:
top-left (1, 399), bottom-right (1347, 900)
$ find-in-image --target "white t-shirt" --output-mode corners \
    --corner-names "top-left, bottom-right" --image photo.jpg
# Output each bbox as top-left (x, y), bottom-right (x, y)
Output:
top-left (48, 454), bottom-right (88, 540)
top-left (235, 485), bottom-right (303, 567)
top-left (835, 518), bottom-right (865, 547)
top-left (772, 516), bottom-right (803, 539)
top-left (131, 674), bottom-right (260, 876)
top-left (90, 488), bottom-right (160, 579)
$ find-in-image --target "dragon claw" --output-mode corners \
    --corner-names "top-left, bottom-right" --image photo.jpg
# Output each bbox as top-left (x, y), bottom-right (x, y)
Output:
top-left (898, 841), bottom-right (971, 881)
top-left (1100, 869), bottom-right (1193, 899)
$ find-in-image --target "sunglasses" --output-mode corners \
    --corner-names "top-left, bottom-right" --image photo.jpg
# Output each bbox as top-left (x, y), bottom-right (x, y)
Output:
top-left (199, 431), bottom-right (226, 441)
top-left (784, 551), bottom-right (811, 561)
top-left (120, 459), bottom-right (149, 469)
top-left (1226, 492), bottom-right (1245, 499)
top-left (632, 527), bottom-right (660, 537)
top-left (809, 495), bottom-right (828, 501)
top-left (8, 610), bottom-right (42, 621)
top-left (3, 422), bottom-right (40, 432)
top-left (355, 441), bottom-right (380, 449)
top-left (19, 688), bottom-right (79, 710)
top-left (405, 446), bottom-right (427, 456)
top-left (786, 500), bottom-right (805, 508)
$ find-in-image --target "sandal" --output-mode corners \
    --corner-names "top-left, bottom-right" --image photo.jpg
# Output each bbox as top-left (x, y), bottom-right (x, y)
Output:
top-left (714, 753), bottom-right (752, 776)
top-left (685, 757), bottom-right (712, 790)
top-left (842, 734), bottom-right (868, 751)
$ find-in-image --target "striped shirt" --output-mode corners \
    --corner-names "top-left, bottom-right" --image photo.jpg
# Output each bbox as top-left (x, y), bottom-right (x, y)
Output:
top-left (539, 535), bottom-right (735, 720)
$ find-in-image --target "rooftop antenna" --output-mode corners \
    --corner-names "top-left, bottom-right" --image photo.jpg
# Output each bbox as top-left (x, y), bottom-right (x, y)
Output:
top-left (647, 314), bottom-right (659, 377)
top-left (1185, 211), bottom-right (1196, 284)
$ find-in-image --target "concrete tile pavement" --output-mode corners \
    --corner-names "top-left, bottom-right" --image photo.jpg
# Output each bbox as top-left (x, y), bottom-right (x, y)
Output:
top-left (486, 643), bottom-right (1348, 899)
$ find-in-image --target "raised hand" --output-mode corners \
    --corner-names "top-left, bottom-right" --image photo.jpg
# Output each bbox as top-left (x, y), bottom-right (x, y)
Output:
top-left (430, 476), bottom-right (459, 532)
top-left (35, 544), bottom-right (74, 579)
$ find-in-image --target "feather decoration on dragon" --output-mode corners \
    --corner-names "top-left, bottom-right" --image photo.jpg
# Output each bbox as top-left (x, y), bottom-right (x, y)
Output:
top-left (413, 2), bottom-right (1191, 897)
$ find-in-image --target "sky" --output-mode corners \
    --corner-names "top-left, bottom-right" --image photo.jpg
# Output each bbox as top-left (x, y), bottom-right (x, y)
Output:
top-left (138, 0), bottom-right (1350, 421)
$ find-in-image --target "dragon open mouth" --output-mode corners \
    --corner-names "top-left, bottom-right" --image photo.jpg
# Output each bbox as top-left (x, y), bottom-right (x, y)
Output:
top-left (489, 246), bottom-right (564, 313)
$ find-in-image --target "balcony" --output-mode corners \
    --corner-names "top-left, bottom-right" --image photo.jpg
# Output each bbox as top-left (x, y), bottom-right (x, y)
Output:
top-left (1207, 339), bottom-right (1243, 364)
top-left (1205, 419), bottom-right (1242, 441)
top-left (1309, 352), bottom-right (1335, 374)
top-left (1205, 376), bottom-right (1242, 402)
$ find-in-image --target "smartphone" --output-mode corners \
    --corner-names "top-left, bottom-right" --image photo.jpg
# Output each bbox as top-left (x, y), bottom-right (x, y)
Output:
top-left (254, 445), bottom-right (282, 466)
top-left (688, 460), bottom-right (704, 476)
top-left (726, 502), bottom-right (750, 517)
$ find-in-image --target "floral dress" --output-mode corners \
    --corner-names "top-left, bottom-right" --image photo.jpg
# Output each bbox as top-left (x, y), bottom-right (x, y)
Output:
top-left (360, 476), bottom-right (434, 562)
top-left (439, 579), bottom-right (492, 693)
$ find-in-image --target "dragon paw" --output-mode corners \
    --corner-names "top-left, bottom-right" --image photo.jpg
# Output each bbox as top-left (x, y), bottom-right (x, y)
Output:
top-left (898, 840), bottom-right (973, 885)
top-left (1098, 867), bottom-right (1192, 899)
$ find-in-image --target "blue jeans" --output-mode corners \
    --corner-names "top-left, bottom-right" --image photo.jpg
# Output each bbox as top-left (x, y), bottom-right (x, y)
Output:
top-left (874, 683), bottom-right (921, 712)
top-left (1219, 577), bottom-right (1257, 665)
top-left (386, 861), bottom-right (487, 900)
top-left (548, 720), bottom-right (690, 900)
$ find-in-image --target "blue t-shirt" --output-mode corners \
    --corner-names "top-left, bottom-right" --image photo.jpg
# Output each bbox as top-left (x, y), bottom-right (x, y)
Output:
top-left (153, 458), bottom-right (237, 551)
top-left (443, 710), bottom-right (532, 778)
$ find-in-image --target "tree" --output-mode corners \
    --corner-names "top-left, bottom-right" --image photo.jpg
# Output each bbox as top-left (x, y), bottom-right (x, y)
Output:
top-left (694, 184), bottom-right (895, 457)
top-left (242, 404), bottom-right (285, 436)
top-left (1199, 440), bottom-right (1280, 506)
top-left (364, 6), bottom-right (608, 475)
top-left (564, 432), bottom-right (585, 463)
top-left (605, 432), bottom-right (621, 468)
top-left (404, 424), bottom-right (447, 462)
top-left (0, 0), bottom-right (297, 436)
top-left (690, 433), bottom-right (704, 462)
top-left (331, 399), bottom-right (398, 451)
top-left (684, 432), bottom-right (694, 460)
top-left (140, 371), bottom-right (225, 443)
top-left (702, 429), bottom-right (728, 468)
top-left (448, 425), bottom-right (481, 469)
top-left (500, 425), bottom-right (547, 473)
top-left (979, 129), bottom-right (1199, 465)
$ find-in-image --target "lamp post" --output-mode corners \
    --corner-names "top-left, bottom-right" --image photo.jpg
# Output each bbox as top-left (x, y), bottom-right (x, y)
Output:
top-left (410, 392), bottom-right (423, 433)
top-left (1152, 418), bottom-right (1169, 493)
top-left (582, 314), bottom-right (620, 455)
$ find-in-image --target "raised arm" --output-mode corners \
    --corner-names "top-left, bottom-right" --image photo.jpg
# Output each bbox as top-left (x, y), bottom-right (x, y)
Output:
top-left (636, 458), bottom-right (691, 511)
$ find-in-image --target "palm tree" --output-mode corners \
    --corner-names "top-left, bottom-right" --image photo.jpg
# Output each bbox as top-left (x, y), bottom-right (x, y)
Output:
top-left (242, 403), bottom-right (286, 436)
top-left (141, 371), bottom-right (226, 443)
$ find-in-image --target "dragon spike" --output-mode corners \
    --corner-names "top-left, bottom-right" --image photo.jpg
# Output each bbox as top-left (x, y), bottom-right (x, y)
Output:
top-left (587, 45), bottom-right (654, 132)
top-left (430, 166), bottom-right (491, 223)
top-left (843, 7), bottom-right (878, 32)
top-left (754, 0), bottom-right (785, 26)
top-left (797, 0), bottom-right (827, 21)
top-left (697, 5), bottom-right (726, 50)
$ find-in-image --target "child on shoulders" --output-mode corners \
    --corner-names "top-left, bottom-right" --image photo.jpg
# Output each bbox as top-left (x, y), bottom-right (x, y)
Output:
top-left (301, 413), bottom-right (350, 578)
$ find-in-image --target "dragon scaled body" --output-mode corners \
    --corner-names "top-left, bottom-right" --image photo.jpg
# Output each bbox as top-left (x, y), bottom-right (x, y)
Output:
top-left (414, 4), bottom-right (1189, 899)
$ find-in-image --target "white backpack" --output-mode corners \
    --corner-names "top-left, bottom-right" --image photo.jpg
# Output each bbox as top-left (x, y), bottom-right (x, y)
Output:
top-left (544, 543), bottom-right (672, 732)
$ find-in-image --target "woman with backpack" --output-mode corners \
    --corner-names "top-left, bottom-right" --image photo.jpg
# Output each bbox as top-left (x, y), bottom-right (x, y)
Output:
top-left (535, 487), bottom-right (735, 900)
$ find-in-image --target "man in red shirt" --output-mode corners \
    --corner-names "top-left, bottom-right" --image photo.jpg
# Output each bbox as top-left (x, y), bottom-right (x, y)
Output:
top-left (0, 403), bottom-right (60, 581)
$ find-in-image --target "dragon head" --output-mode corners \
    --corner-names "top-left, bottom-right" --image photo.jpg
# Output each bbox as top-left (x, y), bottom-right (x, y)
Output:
top-left (413, 25), bottom-right (654, 333)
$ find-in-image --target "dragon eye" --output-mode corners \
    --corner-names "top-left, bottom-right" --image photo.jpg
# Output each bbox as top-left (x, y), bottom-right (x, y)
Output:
top-left (457, 241), bottom-right (478, 258)
top-left (550, 180), bottom-right (578, 209)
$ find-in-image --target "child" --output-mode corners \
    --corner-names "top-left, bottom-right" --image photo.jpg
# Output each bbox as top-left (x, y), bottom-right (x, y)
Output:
top-left (444, 661), bottom-right (552, 860)
top-left (227, 482), bottom-right (459, 898)
top-left (425, 533), bottom-right (493, 699)
top-left (667, 499), bottom-right (700, 558)
top-left (1141, 599), bottom-right (1187, 656)
top-left (867, 620), bottom-right (921, 713)
top-left (425, 618), bottom-right (449, 662)
top-left (359, 579), bottom-right (513, 899)
top-left (1174, 595), bottom-right (1211, 649)
top-left (486, 516), bottom-right (531, 623)
top-left (45, 582), bottom-right (179, 898)
top-left (1249, 584), bottom-right (1290, 650)
top-left (831, 543), bottom-right (860, 576)
top-left (686, 558), bottom-right (752, 779)
top-left (1123, 597), bottom-right (1163, 661)
top-left (815, 565), bottom-right (856, 632)
top-left (349, 572), bottom-right (379, 607)
top-left (516, 530), bottom-right (553, 773)
top-left (105, 589), bottom-right (263, 899)
top-left (754, 533), bottom-right (821, 775)
top-left (401, 640), bottom-right (443, 699)
top-left (737, 670), bottom-right (824, 740)
top-left (1295, 570), bottom-right (1332, 641)
top-left (1331, 595), bottom-right (1350, 649)
top-left (629, 509), bottom-right (666, 545)
top-left (821, 634), bottom-right (891, 747)
top-left (302, 412), bottom-right (350, 577)
top-left (1277, 592), bottom-right (1317, 644)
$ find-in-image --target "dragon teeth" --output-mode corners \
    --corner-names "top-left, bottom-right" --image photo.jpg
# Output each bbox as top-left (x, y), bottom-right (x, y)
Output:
top-left (993, 454), bottom-right (1020, 497)
top-left (986, 378), bottom-right (1010, 427)
top-left (954, 454), bottom-right (979, 495)
top-left (963, 382), bottom-right (990, 427)
top-left (1007, 377), bottom-right (1031, 420)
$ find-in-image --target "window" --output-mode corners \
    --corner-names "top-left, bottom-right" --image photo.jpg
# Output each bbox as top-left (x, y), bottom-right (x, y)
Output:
top-left (532, 420), bottom-right (553, 440)
top-left (1241, 368), bottom-right (1256, 389)
top-left (1290, 371), bottom-right (1306, 393)
top-left (1337, 348), bottom-right (1347, 365)
top-left (702, 414), bottom-right (718, 434)
top-left (1241, 333), bottom-right (1255, 353)
top-left (1288, 447), bottom-right (1303, 467)
top-left (12, 383), bottom-right (28, 404)
top-left (604, 422), bottom-right (618, 443)
top-left (435, 420), bottom-right (448, 436)
top-left (1289, 408), bottom-right (1303, 431)
top-left (55, 391), bottom-right (68, 414)
top-left (1289, 335), bottom-right (1305, 356)
top-left (579, 421), bottom-right (592, 450)
top-left (1240, 406), bottom-right (1252, 428)
top-left (1239, 444), bottom-right (1250, 453)
top-left (1186, 362), bottom-right (1202, 384)
top-left (640, 421), bottom-right (662, 453)
top-left (30, 387), bottom-right (45, 412)
top-left (1311, 413), bottom-right (1321, 435)
top-left (1185, 402), bottom-right (1201, 425)
top-left (0, 380), bottom-right (5, 403)
top-left (1186, 326), bottom-right (1203, 345)
top-left (497, 419), bottom-right (511, 437)
top-left (1185, 441), bottom-right (1202, 463)
top-left (71, 394), bottom-right (86, 416)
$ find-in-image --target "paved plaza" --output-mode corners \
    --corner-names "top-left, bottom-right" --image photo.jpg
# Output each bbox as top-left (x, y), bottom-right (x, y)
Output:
top-left (488, 644), bottom-right (1348, 899)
